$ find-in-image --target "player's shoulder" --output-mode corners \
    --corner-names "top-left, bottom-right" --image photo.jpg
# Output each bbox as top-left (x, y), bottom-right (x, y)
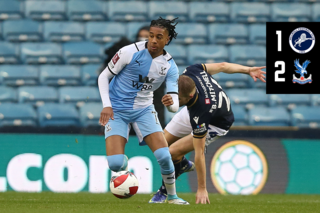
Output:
top-left (120, 41), bottom-right (147, 54)
top-left (186, 64), bottom-right (207, 72)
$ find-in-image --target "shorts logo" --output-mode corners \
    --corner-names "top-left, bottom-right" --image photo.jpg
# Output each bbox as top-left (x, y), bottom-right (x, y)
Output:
top-left (289, 27), bottom-right (315, 54)
top-left (112, 53), bottom-right (120, 65)
top-left (205, 98), bottom-right (210, 104)
top-left (293, 59), bottom-right (312, 84)
top-left (193, 116), bottom-right (199, 124)
top-left (106, 124), bottom-right (112, 132)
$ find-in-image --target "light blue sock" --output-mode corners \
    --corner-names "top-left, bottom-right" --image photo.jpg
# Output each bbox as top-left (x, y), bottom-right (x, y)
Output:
top-left (107, 154), bottom-right (128, 172)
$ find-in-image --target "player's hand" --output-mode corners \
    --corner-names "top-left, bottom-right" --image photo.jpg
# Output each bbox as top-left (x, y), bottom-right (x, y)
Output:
top-left (161, 94), bottom-right (173, 107)
top-left (248, 66), bottom-right (266, 83)
top-left (99, 107), bottom-right (114, 126)
top-left (195, 188), bottom-right (210, 204)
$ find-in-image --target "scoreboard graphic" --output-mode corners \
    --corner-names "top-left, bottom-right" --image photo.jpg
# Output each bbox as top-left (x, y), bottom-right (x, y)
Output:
top-left (266, 22), bottom-right (320, 94)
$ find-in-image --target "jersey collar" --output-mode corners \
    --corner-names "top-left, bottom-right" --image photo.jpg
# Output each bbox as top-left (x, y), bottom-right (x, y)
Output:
top-left (187, 91), bottom-right (198, 108)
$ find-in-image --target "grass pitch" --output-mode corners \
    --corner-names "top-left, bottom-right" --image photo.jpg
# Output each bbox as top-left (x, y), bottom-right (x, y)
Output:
top-left (1, 192), bottom-right (320, 213)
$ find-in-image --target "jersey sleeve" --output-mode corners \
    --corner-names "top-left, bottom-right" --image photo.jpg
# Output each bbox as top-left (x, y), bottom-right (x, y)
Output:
top-left (165, 60), bottom-right (179, 94)
top-left (189, 106), bottom-right (212, 138)
top-left (107, 45), bottom-right (133, 75)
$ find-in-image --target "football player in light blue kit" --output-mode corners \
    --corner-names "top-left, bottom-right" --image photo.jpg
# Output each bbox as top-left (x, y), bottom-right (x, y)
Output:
top-left (98, 17), bottom-right (189, 205)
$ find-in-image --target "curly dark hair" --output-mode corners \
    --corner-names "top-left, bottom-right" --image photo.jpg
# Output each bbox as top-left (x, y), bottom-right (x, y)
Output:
top-left (150, 17), bottom-right (178, 45)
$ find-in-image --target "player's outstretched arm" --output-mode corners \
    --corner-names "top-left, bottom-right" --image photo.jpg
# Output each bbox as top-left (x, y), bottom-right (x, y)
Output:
top-left (205, 63), bottom-right (266, 82)
top-left (193, 136), bottom-right (210, 204)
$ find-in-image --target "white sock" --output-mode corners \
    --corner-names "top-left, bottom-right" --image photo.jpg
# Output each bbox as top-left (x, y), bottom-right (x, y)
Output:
top-left (161, 172), bottom-right (176, 196)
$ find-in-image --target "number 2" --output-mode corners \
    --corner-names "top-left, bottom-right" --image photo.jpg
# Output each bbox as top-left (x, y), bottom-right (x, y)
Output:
top-left (275, 61), bottom-right (285, 82)
top-left (218, 91), bottom-right (230, 112)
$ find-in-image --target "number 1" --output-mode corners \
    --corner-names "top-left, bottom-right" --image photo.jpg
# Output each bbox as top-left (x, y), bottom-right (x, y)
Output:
top-left (276, 31), bottom-right (282, 52)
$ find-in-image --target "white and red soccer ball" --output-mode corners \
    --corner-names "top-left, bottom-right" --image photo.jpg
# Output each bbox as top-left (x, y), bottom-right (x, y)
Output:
top-left (110, 171), bottom-right (139, 199)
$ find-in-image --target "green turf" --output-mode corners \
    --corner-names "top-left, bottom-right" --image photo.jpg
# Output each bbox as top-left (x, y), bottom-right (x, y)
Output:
top-left (1, 192), bottom-right (320, 213)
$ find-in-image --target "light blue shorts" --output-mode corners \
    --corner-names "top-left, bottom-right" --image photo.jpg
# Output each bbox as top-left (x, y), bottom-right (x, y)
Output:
top-left (104, 105), bottom-right (163, 145)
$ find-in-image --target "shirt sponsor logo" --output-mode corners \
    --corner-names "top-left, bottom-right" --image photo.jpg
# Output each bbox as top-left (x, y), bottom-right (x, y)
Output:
top-left (112, 53), bottom-right (120, 65)
top-left (194, 123), bottom-right (207, 134)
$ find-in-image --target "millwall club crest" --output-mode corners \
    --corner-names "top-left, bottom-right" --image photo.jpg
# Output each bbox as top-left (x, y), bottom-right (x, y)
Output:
top-left (293, 59), bottom-right (312, 84)
top-left (289, 27), bottom-right (315, 54)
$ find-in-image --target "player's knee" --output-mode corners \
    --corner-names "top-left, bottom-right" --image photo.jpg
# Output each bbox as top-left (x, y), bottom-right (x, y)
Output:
top-left (107, 154), bottom-right (128, 172)
top-left (154, 147), bottom-right (174, 175)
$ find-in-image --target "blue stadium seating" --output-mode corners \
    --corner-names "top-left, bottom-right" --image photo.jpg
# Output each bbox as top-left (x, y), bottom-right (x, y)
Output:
top-left (18, 86), bottom-right (58, 105)
top-left (0, 42), bottom-right (20, 64)
top-left (44, 21), bottom-right (85, 42)
top-left (249, 24), bottom-right (266, 45)
top-left (165, 45), bottom-right (187, 65)
top-left (20, 42), bottom-right (63, 64)
top-left (269, 94), bottom-right (311, 109)
top-left (0, 86), bottom-right (17, 103)
top-left (0, 103), bottom-right (37, 127)
top-left (59, 86), bottom-right (101, 107)
top-left (174, 23), bottom-right (207, 44)
top-left (248, 106), bottom-right (291, 126)
top-left (312, 4), bottom-right (320, 22)
top-left (40, 65), bottom-right (81, 86)
top-left (127, 22), bottom-right (150, 42)
top-left (229, 45), bottom-right (266, 67)
top-left (227, 89), bottom-right (268, 108)
top-left (177, 65), bottom-right (187, 75)
top-left (108, 1), bottom-right (147, 22)
top-left (82, 64), bottom-right (100, 86)
top-left (67, 0), bottom-right (107, 21)
top-left (291, 106), bottom-right (320, 128)
top-left (271, 3), bottom-right (311, 22)
top-left (79, 103), bottom-right (102, 127)
top-left (86, 22), bottom-right (126, 43)
top-left (208, 24), bottom-right (248, 44)
top-left (230, 3), bottom-right (270, 23)
top-left (0, 65), bottom-right (39, 86)
top-left (189, 2), bottom-right (229, 23)
top-left (3, 19), bottom-right (42, 42)
top-left (38, 103), bottom-right (80, 127)
top-left (63, 41), bottom-right (103, 64)
top-left (248, 68), bottom-right (267, 89)
top-left (25, 0), bottom-right (67, 21)
top-left (231, 105), bottom-right (248, 126)
top-left (213, 73), bottom-right (250, 89)
top-left (311, 94), bottom-right (320, 106)
top-left (0, 0), bottom-right (23, 20)
top-left (149, 2), bottom-right (188, 22)
top-left (188, 45), bottom-right (229, 64)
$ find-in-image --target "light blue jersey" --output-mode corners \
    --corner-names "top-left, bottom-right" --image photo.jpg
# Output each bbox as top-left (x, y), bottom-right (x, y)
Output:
top-left (107, 41), bottom-right (179, 111)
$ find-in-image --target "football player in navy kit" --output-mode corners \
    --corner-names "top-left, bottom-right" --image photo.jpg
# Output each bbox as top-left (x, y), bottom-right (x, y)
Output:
top-left (150, 63), bottom-right (266, 204)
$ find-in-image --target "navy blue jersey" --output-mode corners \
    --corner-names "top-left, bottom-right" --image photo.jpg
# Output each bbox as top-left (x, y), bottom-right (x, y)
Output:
top-left (182, 64), bottom-right (234, 138)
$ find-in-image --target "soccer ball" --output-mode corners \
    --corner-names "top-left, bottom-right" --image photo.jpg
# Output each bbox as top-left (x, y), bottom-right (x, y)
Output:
top-left (110, 171), bottom-right (139, 199)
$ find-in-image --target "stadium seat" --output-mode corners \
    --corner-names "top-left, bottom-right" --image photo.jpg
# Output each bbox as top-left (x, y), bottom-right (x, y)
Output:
top-left (208, 24), bottom-right (248, 44)
top-left (86, 22), bottom-right (126, 43)
top-left (248, 106), bottom-right (291, 126)
top-left (227, 89), bottom-right (268, 108)
top-left (0, 0), bottom-right (23, 20)
top-left (127, 22), bottom-right (150, 42)
top-left (271, 3), bottom-right (311, 22)
top-left (249, 24), bottom-right (266, 45)
top-left (67, 0), bottom-right (107, 21)
top-left (177, 65), bottom-right (188, 75)
top-left (18, 86), bottom-right (58, 106)
top-left (108, 1), bottom-right (147, 22)
top-left (165, 45), bottom-right (187, 65)
top-left (312, 4), bottom-right (320, 22)
top-left (311, 94), bottom-right (320, 106)
top-left (63, 41), bottom-right (103, 64)
top-left (44, 21), bottom-right (85, 42)
top-left (0, 86), bottom-right (17, 103)
top-left (0, 42), bottom-right (20, 64)
top-left (149, 2), bottom-right (188, 22)
top-left (231, 105), bottom-right (248, 126)
top-left (81, 64), bottom-right (101, 86)
top-left (79, 103), bottom-right (102, 127)
top-left (229, 45), bottom-right (266, 67)
top-left (59, 86), bottom-right (101, 107)
top-left (38, 103), bottom-right (80, 127)
top-left (174, 23), bottom-right (207, 44)
top-left (189, 2), bottom-right (229, 23)
top-left (0, 103), bottom-right (37, 127)
top-left (269, 94), bottom-right (311, 109)
top-left (212, 73), bottom-right (249, 89)
top-left (40, 65), bottom-right (81, 86)
top-left (20, 42), bottom-right (63, 64)
top-left (188, 45), bottom-right (229, 65)
top-left (291, 106), bottom-right (320, 128)
top-left (25, 0), bottom-right (67, 21)
top-left (230, 3), bottom-right (270, 23)
top-left (0, 65), bottom-right (39, 86)
top-left (3, 19), bottom-right (42, 42)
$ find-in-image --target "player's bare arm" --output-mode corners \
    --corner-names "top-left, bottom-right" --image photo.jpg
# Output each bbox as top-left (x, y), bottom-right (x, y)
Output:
top-left (193, 136), bottom-right (210, 204)
top-left (205, 63), bottom-right (266, 82)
